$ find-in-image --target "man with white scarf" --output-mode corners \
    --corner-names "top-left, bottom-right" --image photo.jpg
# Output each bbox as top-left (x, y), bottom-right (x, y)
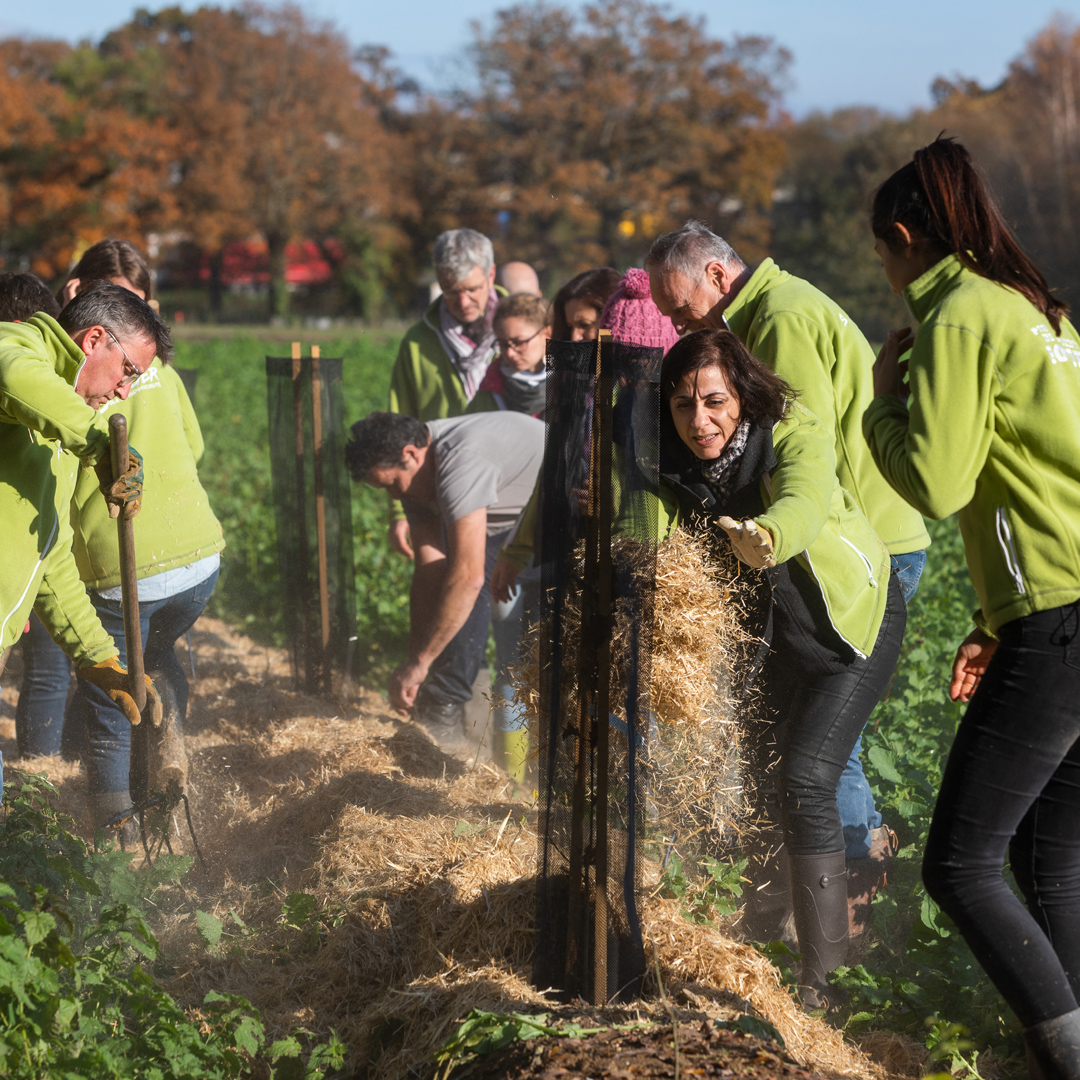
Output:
top-left (388, 229), bottom-right (505, 559)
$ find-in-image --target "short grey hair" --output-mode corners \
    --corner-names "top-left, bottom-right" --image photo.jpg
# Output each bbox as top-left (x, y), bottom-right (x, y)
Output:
top-left (433, 228), bottom-right (494, 286)
top-left (58, 282), bottom-right (174, 364)
top-left (645, 220), bottom-right (745, 282)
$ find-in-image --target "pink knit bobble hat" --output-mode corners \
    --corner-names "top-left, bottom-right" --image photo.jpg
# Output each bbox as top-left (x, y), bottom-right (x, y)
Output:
top-left (598, 267), bottom-right (680, 350)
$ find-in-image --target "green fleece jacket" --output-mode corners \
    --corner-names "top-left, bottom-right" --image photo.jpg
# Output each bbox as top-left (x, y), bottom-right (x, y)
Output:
top-left (864, 255), bottom-right (1080, 634)
top-left (72, 361), bottom-right (225, 590)
top-left (724, 259), bottom-right (930, 556)
top-left (0, 315), bottom-right (116, 664)
top-left (662, 403), bottom-right (890, 657)
top-left (386, 288), bottom-right (506, 521)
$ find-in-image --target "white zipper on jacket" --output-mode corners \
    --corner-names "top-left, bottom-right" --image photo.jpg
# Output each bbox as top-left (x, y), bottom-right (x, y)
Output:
top-left (995, 506), bottom-right (1026, 595)
top-left (801, 548), bottom-right (869, 659)
top-left (759, 464), bottom-right (873, 657)
top-left (840, 536), bottom-right (878, 587)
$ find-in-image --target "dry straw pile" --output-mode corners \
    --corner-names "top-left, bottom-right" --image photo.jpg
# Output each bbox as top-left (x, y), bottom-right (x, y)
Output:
top-left (0, 616), bottom-right (917, 1079)
top-left (514, 528), bottom-right (761, 844)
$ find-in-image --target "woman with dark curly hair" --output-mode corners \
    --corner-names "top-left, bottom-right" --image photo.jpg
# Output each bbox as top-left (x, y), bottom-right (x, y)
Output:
top-left (659, 328), bottom-right (904, 1008)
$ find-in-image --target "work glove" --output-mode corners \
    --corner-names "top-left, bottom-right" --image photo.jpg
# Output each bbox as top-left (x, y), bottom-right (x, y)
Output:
top-left (78, 656), bottom-right (163, 728)
top-left (716, 515), bottom-right (776, 569)
top-left (94, 445), bottom-right (144, 520)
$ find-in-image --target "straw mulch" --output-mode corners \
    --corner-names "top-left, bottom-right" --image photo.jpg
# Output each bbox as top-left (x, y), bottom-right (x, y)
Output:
top-left (513, 528), bottom-right (762, 852)
top-left (0, 616), bottom-right (916, 1080)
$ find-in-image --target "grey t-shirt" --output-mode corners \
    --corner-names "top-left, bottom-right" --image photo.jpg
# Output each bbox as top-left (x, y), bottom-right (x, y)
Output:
top-left (402, 412), bottom-right (545, 537)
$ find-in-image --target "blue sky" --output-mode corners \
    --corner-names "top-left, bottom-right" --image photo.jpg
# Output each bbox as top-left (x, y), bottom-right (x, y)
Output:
top-left (3, 0), bottom-right (1078, 116)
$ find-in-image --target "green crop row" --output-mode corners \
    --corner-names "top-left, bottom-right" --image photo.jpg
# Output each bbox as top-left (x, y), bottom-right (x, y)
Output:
top-left (172, 333), bottom-right (412, 680)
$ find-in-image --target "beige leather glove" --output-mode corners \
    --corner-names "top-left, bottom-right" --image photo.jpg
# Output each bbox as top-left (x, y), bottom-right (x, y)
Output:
top-left (78, 656), bottom-right (164, 728)
top-left (716, 515), bottom-right (776, 569)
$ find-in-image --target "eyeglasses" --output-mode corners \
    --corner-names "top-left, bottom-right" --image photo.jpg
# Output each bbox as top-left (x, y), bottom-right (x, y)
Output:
top-left (496, 326), bottom-right (545, 354)
top-left (105, 329), bottom-right (146, 387)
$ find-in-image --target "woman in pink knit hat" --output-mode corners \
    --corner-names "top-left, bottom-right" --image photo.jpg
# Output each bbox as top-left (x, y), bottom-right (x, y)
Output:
top-left (599, 267), bottom-right (680, 350)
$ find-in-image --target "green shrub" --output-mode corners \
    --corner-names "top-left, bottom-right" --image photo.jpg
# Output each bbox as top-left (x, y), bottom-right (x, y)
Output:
top-left (0, 772), bottom-right (346, 1080)
top-left (173, 333), bottom-right (412, 678)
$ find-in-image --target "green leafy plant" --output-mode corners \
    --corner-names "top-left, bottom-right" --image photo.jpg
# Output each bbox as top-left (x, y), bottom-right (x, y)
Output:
top-left (0, 770), bottom-right (347, 1079)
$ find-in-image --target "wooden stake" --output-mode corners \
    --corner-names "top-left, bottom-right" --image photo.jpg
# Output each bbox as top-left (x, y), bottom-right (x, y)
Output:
top-left (311, 345), bottom-right (331, 692)
top-left (592, 329), bottom-right (614, 1006)
top-left (291, 343), bottom-right (312, 689)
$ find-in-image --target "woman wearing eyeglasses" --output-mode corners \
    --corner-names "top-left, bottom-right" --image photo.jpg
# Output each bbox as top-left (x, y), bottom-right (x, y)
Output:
top-left (19, 240), bottom-right (224, 841)
top-left (468, 293), bottom-right (552, 419)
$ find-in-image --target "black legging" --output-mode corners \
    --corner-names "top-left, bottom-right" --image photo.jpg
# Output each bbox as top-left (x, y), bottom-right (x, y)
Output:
top-left (923, 602), bottom-right (1080, 1028)
top-left (759, 573), bottom-right (907, 856)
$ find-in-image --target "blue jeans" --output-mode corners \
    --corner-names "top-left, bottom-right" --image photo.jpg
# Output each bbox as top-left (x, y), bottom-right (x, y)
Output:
top-left (836, 549), bottom-right (927, 858)
top-left (419, 531), bottom-right (523, 718)
top-left (77, 570), bottom-right (218, 796)
top-left (16, 613), bottom-right (81, 758)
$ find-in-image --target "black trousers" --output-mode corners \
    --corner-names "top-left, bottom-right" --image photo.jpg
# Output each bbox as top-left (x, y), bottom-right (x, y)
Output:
top-left (759, 573), bottom-right (907, 857)
top-left (923, 601), bottom-right (1080, 1028)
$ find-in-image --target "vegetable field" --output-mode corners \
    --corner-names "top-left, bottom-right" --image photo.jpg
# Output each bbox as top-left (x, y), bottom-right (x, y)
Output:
top-left (177, 330), bottom-right (1018, 1071)
top-left (0, 329), bottom-right (1023, 1077)
top-left (173, 331), bottom-right (413, 679)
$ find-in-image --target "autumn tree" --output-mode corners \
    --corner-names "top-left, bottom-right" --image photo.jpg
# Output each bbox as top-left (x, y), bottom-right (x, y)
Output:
top-left (407, 0), bottom-right (790, 288)
top-left (101, 3), bottom-right (408, 318)
top-left (0, 37), bottom-right (177, 280)
top-left (769, 108), bottom-right (938, 340)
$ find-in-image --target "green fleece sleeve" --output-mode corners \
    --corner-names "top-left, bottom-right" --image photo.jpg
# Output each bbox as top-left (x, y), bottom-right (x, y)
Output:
top-left (34, 516), bottom-right (116, 668)
top-left (465, 390), bottom-right (498, 414)
top-left (748, 313), bottom-right (838, 437)
top-left (386, 339), bottom-right (416, 524)
top-left (0, 350), bottom-right (110, 464)
top-left (388, 338), bottom-right (418, 418)
top-left (755, 405), bottom-right (836, 564)
top-left (499, 475), bottom-right (540, 571)
top-left (863, 323), bottom-right (997, 520)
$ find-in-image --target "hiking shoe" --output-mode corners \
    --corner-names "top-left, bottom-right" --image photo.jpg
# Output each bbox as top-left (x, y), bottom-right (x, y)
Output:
top-left (413, 695), bottom-right (473, 758)
top-left (847, 825), bottom-right (898, 936)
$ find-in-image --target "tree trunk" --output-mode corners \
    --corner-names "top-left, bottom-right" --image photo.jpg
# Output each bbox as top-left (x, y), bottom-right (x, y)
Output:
top-left (267, 230), bottom-right (290, 320)
top-left (208, 249), bottom-right (225, 321)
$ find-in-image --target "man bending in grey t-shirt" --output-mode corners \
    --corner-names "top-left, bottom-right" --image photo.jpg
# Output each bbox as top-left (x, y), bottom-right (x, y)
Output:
top-left (345, 410), bottom-right (544, 756)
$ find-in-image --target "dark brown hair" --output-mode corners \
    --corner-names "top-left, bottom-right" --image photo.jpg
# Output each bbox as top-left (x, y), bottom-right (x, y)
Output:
top-left (58, 282), bottom-right (173, 364)
top-left (872, 137), bottom-right (1068, 333)
top-left (63, 239), bottom-right (153, 303)
top-left (550, 267), bottom-right (621, 339)
top-left (661, 329), bottom-right (794, 426)
top-left (0, 273), bottom-right (61, 321)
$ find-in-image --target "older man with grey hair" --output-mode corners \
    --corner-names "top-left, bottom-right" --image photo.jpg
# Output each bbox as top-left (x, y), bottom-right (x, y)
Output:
top-left (0, 284), bottom-right (168, 791)
top-left (647, 220), bottom-right (930, 935)
top-left (387, 228), bottom-right (507, 559)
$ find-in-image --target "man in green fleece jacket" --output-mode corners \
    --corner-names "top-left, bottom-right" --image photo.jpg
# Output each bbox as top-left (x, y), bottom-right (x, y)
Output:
top-left (0, 284), bottom-right (168, 788)
top-left (387, 228), bottom-right (506, 558)
top-left (646, 220), bottom-right (928, 908)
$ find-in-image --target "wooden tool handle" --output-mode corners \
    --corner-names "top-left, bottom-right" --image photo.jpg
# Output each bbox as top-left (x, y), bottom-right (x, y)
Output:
top-left (109, 414), bottom-right (146, 711)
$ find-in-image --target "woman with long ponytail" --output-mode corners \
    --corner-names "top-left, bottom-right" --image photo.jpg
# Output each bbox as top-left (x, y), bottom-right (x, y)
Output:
top-left (864, 137), bottom-right (1080, 1078)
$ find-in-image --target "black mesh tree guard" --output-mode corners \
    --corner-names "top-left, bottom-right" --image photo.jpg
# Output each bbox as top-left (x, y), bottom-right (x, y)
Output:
top-left (266, 349), bottom-right (357, 693)
top-left (533, 332), bottom-right (662, 1004)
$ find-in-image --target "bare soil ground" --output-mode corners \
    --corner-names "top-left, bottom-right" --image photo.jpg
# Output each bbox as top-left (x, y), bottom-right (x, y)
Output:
top-left (0, 618), bottom-right (927, 1080)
